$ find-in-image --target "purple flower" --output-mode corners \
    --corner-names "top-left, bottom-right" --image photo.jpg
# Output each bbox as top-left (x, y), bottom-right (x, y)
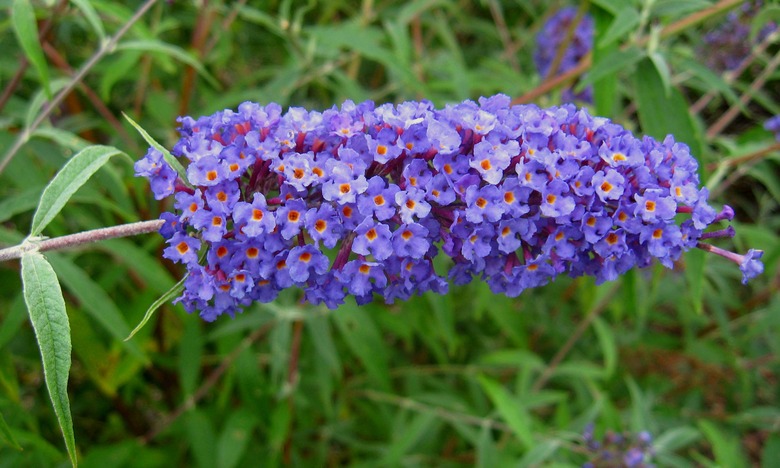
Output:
top-left (739, 249), bottom-right (764, 284)
top-left (205, 181), bottom-right (240, 214)
top-left (352, 219), bottom-right (393, 260)
top-left (304, 204), bottom-right (343, 248)
top-left (276, 198), bottom-right (307, 240)
top-left (540, 179), bottom-right (575, 218)
top-left (592, 169), bottom-right (625, 202)
top-left (396, 187), bottom-right (431, 224)
top-left (633, 189), bottom-right (677, 222)
top-left (337, 260), bottom-right (387, 298)
top-left (234, 193), bottom-right (276, 238)
top-left (134, 149), bottom-right (177, 199)
top-left (392, 223), bottom-right (430, 259)
top-left (163, 232), bottom-right (200, 267)
top-left (136, 94), bottom-right (763, 320)
top-left (358, 176), bottom-right (400, 221)
top-left (288, 245), bottom-right (329, 283)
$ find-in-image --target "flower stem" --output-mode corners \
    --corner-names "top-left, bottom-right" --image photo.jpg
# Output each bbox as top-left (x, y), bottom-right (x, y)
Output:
top-left (0, 219), bottom-right (164, 262)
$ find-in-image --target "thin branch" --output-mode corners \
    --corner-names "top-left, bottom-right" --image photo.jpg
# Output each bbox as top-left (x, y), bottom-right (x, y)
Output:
top-left (140, 322), bottom-right (274, 444)
top-left (0, 0), bottom-right (160, 176)
top-left (531, 283), bottom-right (619, 393)
top-left (706, 49), bottom-right (780, 139)
top-left (40, 41), bottom-right (138, 152)
top-left (691, 30), bottom-right (779, 114)
top-left (706, 142), bottom-right (780, 172)
top-left (545, 2), bottom-right (589, 81)
top-left (0, 219), bottom-right (164, 262)
top-left (357, 389), bottom-right (513, 432)
top-left (0, 0), bottom-right (69, 112)
top-left (513, 0), bottom-right (742, 105)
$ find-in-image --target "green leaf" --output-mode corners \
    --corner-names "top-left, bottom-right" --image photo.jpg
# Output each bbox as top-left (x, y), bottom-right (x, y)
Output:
top-left (597, 6), bottom-right (641, 48)
top-left (578, 47), bottom-right (645, 89)
top-left (31, 128), bottom-right (91, 152)
top-left (29, 145), bottom-right (127, 236)
top-left (0, 409), bottom-right (22, 451)
top-left (653, 426), bottom-right (701, 453)
top-left (698, 420), bottom-right (749, 467)
top-left (217, 411), bottom-right (256, 468)
top-left (12, 0), bottom-right (51, 98)
top-left (178, 318), bottom-right (202, 396)
top-left (21, 252), bottom-right (77, 466)
top-left (517, 439), bottom-right (561, 468)
top-left (477, 375), bottom-right (534, 449)
top-left (186, 409), bottom-right (217, 468)
top-left (648, 51), bottom-right (672, 98)
top-left (592, 317), bottom-right (617, 378)
top-left (125, 273), bottom-right (186, 341)
top-left (750, 6), bottom-right (780, 42)
top-left (123, 113), bottom-right (189, 185)
top-left (70, 0), bottom-right (106, 42)
top-left (0, 185), bottom-right (42, 224)
top-left (633, 57), bottom-right (702, 157)
top-left (46, 254), bottom-right (146, 361)
top-left (762, 434), bottom-right (780, 468)
top-left (331, 303), bottom-right (391, 389)
top-left (684, 249), bottom-right (706, 315)
top-left (114, 40), bottom-right (220, 89)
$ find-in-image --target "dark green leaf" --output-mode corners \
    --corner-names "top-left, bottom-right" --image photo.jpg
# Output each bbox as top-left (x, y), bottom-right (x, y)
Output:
top-left (12, 0), bottom-right (51, 98)
top-left (0, 409), bottom-right (22, 451)
top-left (30, 145), bottom-right (127, 236)
top-left (634, 57), bottom-right (702, 156)
top-left (21, 252), bottom-right (76, 466)
top-left (477, 375), bottom-right (533, 449)
top-left (47, 254), bottom-right (146, 361)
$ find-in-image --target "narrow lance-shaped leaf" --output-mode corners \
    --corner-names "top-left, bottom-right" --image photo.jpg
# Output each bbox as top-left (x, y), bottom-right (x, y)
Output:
top-left (477, 375), bottom-right (534, 449)
top-left (21, 252), bottom-right (77, 466)
top-left (12, 0), bottom-right (51, 98)
top-left (123, 113), bottom-right (190, 186)
top-left (0, 409), bottom-right (22, 451)
top-left (126, 273), bottom-right (187, 341)
top-left (30, 145), bottom-right (127, 236)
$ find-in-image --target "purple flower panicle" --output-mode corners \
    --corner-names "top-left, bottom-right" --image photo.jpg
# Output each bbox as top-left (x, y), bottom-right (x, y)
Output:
top-left (582, 424), bottom-right (655, 468)
top-left (701, 1), bottom-right (777, 72)
top-left (135, 94), bottom-right (763, 321)
top-left (534, 7), bottom-right (594, 103)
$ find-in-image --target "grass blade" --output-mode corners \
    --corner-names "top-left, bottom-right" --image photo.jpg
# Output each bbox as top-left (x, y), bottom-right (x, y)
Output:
top-left (21, 252), bottom-right (77, 466)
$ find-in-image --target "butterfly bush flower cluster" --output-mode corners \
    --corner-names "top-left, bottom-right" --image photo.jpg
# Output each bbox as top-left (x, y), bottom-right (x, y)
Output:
top-left (701, 0), bottom-right (777, 72)
top-left (582, 424), bottom-right (655, 468)
top-left (534, 7), bottom-right (594, 103)
top-left (135, 94), bottom-right (763, 321)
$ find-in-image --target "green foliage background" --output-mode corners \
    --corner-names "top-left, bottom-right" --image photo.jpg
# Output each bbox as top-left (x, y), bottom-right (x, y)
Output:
top-left (0, 0), bottom-right (779, 466)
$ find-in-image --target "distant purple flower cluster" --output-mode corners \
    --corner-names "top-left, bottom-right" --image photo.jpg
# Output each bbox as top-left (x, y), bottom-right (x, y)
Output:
top-left (135, 94), bottom-right (763, 321)
top-left (765, 115), bottom-right (780, 141)
top-left (582, 424), bottom-right (655, 468)
top-left (534, 7), bottom-right (594, 103)
top-left (702, 1), bottom-right (777, 72)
